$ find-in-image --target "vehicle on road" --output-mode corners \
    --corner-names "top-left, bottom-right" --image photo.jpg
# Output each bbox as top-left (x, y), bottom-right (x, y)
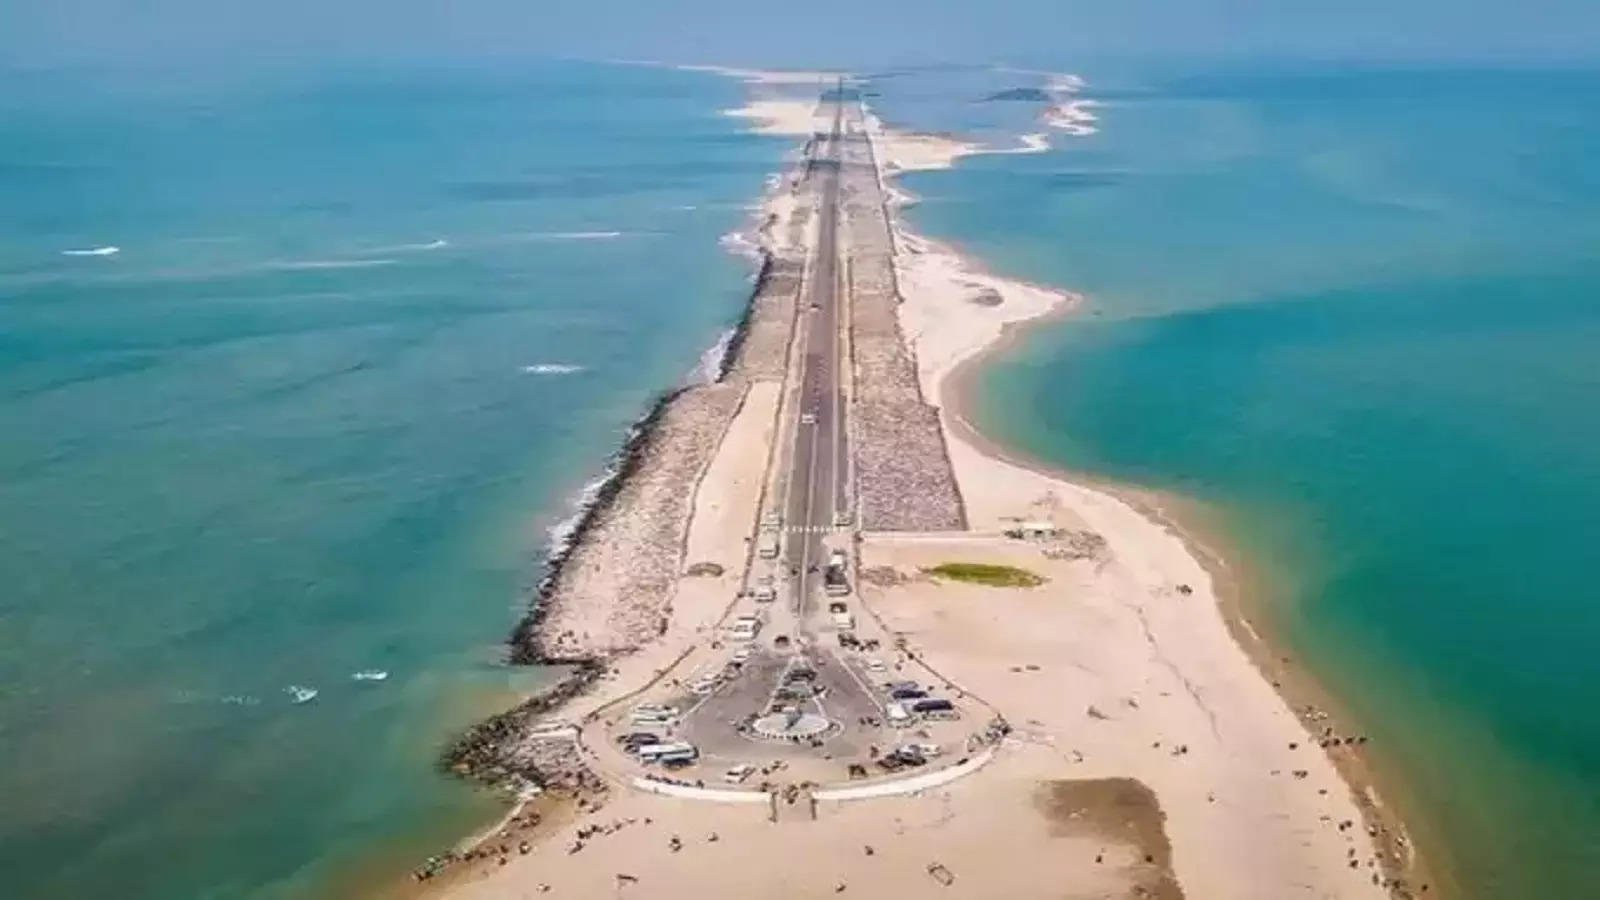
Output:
top-left (731, 647), bottom-right (755, 664)
top-left (761, 512), bottom-right (782, 529)
top-left (757, 530), bottom-right (781, 559)
top-left (865, 659), bottom-right (888, 673)
top-left (630, 706), bottom-right (678, 727)
top-left (885, 747), bottom-right (929, 767)
top-left (828, 601), bottom-right (855, 629)
top-left (688, 674), bottom-right (722, 695)
top-left (824, 550), bottom-right (851, 597)
top-left (618, 732), bottom-right (662, 752)
top-left (753, 576), bottom-right (777, 603)
top-left (638, 742), bottom-right (699, 764)
top-left (800, 412), bottom-right (816, 425)
top-left (724, 764), bottom-right (757, 784)
top-left (912, 698), bottom-right (959, 720)
top-left (729, 615), bottom-right (763, 642)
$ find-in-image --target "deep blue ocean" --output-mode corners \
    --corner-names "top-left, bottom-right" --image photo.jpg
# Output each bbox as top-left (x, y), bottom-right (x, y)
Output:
top-left (878, 62), bottom-right (1600, 899)
top-left (0, 60), bottom-right (787, 898)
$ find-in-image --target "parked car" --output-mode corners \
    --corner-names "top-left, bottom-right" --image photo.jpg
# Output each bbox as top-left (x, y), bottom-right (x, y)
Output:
top-left (618, 732), bottom-right (662, 752)
top-left (723, 764), bottom-right (757, 784)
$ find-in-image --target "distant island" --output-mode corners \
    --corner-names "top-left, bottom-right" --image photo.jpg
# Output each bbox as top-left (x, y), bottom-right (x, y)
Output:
top-left (982, 87), bottom-right (1052, 102)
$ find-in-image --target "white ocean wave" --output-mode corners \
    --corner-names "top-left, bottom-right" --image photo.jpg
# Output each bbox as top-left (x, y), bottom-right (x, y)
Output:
top-left (272, 258), bottom-right (398, 271)
top-left (61, 245), bottom-right (120, 257)
top-left (1047, 73), bottom-right (1086, 94)
top-left (988, 133), bottom-right (1053, 155)
top-left (1042, 100), bottom-right (1100, 137)
top-left (369, 238), bottom-right (448, 253)
top-left (545, 470), bottom-right (613, 557)
top-left (522, 363), bottom-right (585, 376)
top-left (519, 230), bottom-right (626, 241)
top-left (718, 229), bottom-right (762, 264)
top-left (689, 327), bottom-right (736, 385)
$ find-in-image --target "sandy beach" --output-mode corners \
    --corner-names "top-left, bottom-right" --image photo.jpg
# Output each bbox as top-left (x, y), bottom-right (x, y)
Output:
top-left (415, 76), bottom-right (1431, 900)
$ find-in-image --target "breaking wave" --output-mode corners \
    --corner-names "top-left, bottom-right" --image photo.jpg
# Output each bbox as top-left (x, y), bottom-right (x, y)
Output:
top-left (521, 363), bottom-right (585, 376)
top-left (689, 327), bottom-right (736, 385)
top-left (62, 246), bottom-right (120, 257)
top-left (521, 230), bottom-right (626, 241)
top-left (272, 258), bottom-right (398, 271)
top-left (367, 238), bottom-right (449, 253)
top-left (718, 229), bottom-right (762, 265)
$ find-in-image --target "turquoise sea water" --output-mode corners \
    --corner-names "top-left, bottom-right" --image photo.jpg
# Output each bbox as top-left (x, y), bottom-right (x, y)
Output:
top-left (885, 64), bottom-right (1600, 898)
top-left (0, 61), bottom-right (786, 897)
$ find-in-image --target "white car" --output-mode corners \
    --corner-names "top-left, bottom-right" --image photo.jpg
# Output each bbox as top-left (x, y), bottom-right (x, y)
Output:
top-left (800, 412), bottom-right (816, 425)
top-left (865, 659), bottom-right (887, 673)
top-left (723, 764), bottom-right (757, 784)
top-left (731, 647), bottom-right (755, 664)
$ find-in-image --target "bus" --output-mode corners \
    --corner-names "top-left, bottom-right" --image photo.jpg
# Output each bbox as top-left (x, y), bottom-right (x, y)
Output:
top-left (637, 741), bottom-right (698, 764)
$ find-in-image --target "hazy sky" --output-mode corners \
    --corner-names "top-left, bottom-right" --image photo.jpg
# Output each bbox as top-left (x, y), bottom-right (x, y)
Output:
top-left (5, 0), bottom-right (1599, 68)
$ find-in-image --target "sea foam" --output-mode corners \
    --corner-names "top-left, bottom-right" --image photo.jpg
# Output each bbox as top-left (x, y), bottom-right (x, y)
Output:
top-left (272, 258), bottom-right (398, 271)
top-left (522, 363), bottom-right (585, 376)
top-left (62, 246), bottom-right (120, 257)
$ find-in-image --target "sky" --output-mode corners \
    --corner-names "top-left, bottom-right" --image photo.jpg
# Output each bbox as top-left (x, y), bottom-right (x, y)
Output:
top-left (3, 0), bottom-right (1599, 69)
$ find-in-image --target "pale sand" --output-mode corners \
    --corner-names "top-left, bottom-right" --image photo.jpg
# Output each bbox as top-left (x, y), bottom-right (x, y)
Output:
top-left (863, 112), bottom-right (983, 173)
top-left (723, 99), bottom-right (821, 137)
top-left (445, 760), bottom-right (1174, 900)
top-left (679, 64), bottom-right (842, 86)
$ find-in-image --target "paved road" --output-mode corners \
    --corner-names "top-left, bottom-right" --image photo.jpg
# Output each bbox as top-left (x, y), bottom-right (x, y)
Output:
top-left (782, 96), bottom-right (848, 622)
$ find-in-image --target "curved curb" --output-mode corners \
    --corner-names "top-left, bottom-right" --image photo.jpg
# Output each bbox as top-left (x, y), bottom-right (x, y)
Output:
top-left (813, 745), bottom-right (997, 801)
top-left (631, 778), bottom-right (770, 804)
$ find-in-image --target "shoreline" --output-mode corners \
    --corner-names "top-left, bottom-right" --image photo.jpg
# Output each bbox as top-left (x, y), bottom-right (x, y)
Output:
top-left (867, 106), bottom-right (1439, 896)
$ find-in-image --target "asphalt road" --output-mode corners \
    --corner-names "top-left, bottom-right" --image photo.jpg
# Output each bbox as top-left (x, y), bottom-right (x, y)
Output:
top-left (782, 99), bottom-right (847, 622)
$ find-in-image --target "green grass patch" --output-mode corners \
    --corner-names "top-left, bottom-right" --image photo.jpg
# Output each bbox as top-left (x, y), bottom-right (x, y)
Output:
top-left (923, 562), bottom-right (1047, 588)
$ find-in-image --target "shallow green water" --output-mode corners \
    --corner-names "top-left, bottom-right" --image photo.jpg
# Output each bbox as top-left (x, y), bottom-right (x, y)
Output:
top-left (894, 63), bottom-right (1600, 898)
top-left (0, 60), bottom-right (787, 898)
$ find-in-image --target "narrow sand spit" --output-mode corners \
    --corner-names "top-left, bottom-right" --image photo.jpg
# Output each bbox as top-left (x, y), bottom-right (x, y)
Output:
top-left (421, 80), bottom-right (1426, 900)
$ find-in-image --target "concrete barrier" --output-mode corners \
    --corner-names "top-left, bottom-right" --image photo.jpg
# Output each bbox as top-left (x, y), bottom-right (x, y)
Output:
top-left (813, 746), bottom-right (997, 801)
top-left (631, 778), bottom-right (770, 804)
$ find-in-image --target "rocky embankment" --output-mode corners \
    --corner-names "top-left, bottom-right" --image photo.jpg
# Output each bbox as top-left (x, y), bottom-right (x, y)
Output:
top-left (840, 108), bottom-right (967, 532)
top-left (443, 153), bottom-right (814, 786)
